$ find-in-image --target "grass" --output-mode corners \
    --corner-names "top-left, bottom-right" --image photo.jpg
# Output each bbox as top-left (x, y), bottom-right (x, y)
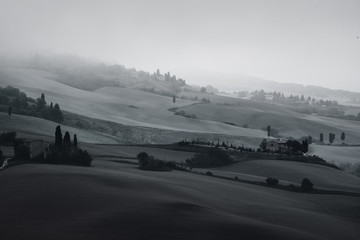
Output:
top-left (0, 112), bottom-right (117, 144)
top-left (0, 160), bottom-right (359, 240)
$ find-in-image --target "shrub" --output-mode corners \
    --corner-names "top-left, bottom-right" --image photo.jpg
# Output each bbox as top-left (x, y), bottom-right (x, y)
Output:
top-left (137, 151), bottom-right (149, 165)
top-left (186, 147), bottom-right (233, 168)
top-left (138, 155), bottom-right (173, 171)
top-left (301, 178), bottom-right (314, 192)
top-left (266, 177), bottom-right (279, 185)
top-left (206, 171), bottom-right (213, 176)
top-left (71, 149), bottom-right (93, 166)
top-left (0, 131), bottom-right (17, 145)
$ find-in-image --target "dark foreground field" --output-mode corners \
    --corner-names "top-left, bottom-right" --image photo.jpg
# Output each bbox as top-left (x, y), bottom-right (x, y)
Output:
top-left (0, 156), bottom-right (359, 240)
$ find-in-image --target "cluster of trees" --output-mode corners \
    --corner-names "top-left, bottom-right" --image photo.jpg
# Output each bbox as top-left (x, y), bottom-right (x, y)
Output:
top-left (186, 147), bottom-right (234, 168)
top-left (265, 177), bottom-right (314, 192)
top-left (286, 139), bottom-right (309, 154)
top-left (250, 89), bottom-right (339, 107)
top-left (137, 152), bottom-right (181, 171)
top-left (46, 125), bottom-right (92, 166)
top-left (0, 86), bottom-right (64, 123)
top-left (201, 97), bottom-right (211, 103)
top-left (319, 132), bottom-right (345, 144)
top-left (178, 139), bottom-right (255, 152)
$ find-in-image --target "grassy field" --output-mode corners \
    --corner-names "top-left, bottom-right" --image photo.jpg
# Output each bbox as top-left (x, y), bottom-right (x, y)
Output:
top-left (3, 65), bottom-right (360, 148)
top-left (0, 112), bottom-right (117, 144)
top-left (176, 102), bottom-right (360, 143)
top-left (0, 160), bottom-right (359, 240)
top-left (210, 160), bottom-right (360, 193)
top-left (310, 144), bottom-right (360, 164)
top-left (0, 66), bottom-right (267, 139)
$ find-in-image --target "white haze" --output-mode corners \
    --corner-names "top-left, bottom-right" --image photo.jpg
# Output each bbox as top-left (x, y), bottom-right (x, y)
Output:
top-left (0, 0), bottom-right (359, 92)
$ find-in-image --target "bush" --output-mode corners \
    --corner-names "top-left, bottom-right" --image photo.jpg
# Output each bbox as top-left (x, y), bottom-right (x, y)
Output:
top-left (186, 147), bottom-right (233, 168)
top-left (301, 178), bottom-right (314, 192)
top-left (206, 171), bottom-right (213, 176)
top-left (266, 177), bottom-right (279, 185)
top-left (0, 132), bottom-right (16, 146)
top-left (137, 151), bottom-right (149, 165)
top-left (138, 156), bottom-right (173, 171)
top-left (45, 144), bottom-right (93, 166)
top-left (71, 149), bottom-right (93, 166)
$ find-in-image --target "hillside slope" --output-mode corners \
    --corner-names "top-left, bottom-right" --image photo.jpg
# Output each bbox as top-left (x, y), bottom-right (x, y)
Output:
top-left (0, 162), bottom-right (359, 240)
top-left (0, 112), bottom-right (117, 144)
top-left (0, 66), bottom-right (267, 139)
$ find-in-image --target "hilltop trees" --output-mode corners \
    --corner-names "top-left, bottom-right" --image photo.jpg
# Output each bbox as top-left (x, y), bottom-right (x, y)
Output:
top-left (320, 133), bottom-right (324, 143)
top-left (0, 86), bottom-right (64, 123)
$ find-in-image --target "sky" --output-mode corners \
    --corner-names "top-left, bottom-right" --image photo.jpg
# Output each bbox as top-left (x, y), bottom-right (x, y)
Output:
top-left (0, 0), bottom-right (359, 92)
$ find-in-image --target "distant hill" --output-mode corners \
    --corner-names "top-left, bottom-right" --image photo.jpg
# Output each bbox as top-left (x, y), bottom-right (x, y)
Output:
top-left (188, 71), bottom-right (360, 104)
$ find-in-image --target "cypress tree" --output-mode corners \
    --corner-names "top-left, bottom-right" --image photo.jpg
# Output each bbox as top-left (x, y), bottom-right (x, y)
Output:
top-left (63, 131), bottom-right (71, 148)
top-left (55, 125), bottom-right (62, 148)
top-left (73, 134), bottom-right (78, 148)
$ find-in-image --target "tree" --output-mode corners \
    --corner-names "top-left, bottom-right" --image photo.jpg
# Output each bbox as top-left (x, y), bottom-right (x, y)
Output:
top-left (54, 103), bottom-right (60, 110)
top-left (260, 139), bottom-right (267, 152)
top-left (63, 131), bottom-right (71, 148)
top-left (55, 125), bottom-right (62, 148)
top-left (50, 102), bottom-right (53, 108)
top-left (329, 133), bottom-right (335, 144)
top-left (267, 125), bottom-right (271, 138)
top-left (301, 178), bottom-right (314, 192)
top-left (200, 87), bottom-right (206, 93)
top-left (301, 139), bottom-right (309, 153)
top-left (341, 132), bottom-right (345, 142)
top-left (320, 133), bottom-right (324, 143)
top-left (8, 106), bottom-right (12, 118)
top-left (173, 95), bottom-right (176, 103)
top-left (73, 134), bottom-right (77, 148)
top-left (41, 93), bottom-right (45, 102)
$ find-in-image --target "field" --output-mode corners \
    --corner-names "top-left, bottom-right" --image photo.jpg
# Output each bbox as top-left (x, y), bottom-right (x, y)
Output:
top-left (310, 144), bottom-right (360, 164)
top-left (175, 102), bottom-right (360, 144)
top-left (0, 66), bottom-right (267, 138)
top-left (0, 112), bottom-right (117, 144)
top-left (1, 64), bottom-right (360, 239)
top-left (0, 158), bottom-right (359, 240)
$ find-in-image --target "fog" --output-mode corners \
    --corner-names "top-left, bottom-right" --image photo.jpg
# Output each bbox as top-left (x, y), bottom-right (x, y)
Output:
top-left (0, 0), bottom-right (359, 92)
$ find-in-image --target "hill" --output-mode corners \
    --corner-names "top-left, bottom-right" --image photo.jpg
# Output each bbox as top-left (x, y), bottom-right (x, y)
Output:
top-left (0, 112), bottom-right (117, 144)
top-left (174, 102), bottom-right (360, 144)
top-left (0, 65), bottom-right (267, 141)
top-left (0, 159), bottom-right (359, 240)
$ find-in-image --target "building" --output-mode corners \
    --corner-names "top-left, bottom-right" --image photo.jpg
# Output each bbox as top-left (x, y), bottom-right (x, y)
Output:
top-left (266, 139), bottom-right (288, 153)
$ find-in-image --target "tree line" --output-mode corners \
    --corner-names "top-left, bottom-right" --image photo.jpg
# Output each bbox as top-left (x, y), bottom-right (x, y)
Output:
top-left (0, 86), bottom-right (63, 123)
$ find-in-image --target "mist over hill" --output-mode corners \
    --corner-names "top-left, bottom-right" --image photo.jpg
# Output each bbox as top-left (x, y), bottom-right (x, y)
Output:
top-left (2, 54), bottom-right (359, 105)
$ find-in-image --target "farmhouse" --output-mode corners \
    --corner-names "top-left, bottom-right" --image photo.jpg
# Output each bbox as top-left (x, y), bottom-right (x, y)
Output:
top-left (266, 139), bottom-right (288, 153)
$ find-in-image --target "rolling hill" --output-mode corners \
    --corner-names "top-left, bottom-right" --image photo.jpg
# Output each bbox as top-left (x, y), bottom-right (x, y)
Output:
top-left (0, 160), bottom-right (359, 240)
